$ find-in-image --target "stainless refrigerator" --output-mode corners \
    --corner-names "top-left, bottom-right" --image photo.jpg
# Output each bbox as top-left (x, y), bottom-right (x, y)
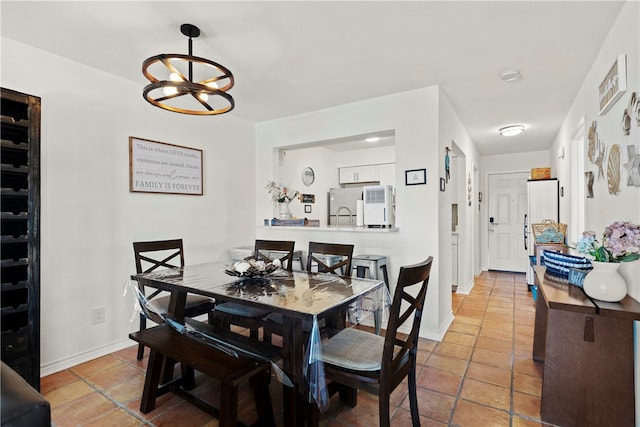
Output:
top-left (328, 187), bottom-right (362, 226)
top-left (525, 178), bottom-right (559, 286)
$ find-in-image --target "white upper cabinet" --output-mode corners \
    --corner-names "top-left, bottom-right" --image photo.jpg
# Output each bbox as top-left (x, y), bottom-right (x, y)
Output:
top-left (339, 165), bottom-right (377, 184)
top-left (338, 163), bottom-right (395, 185)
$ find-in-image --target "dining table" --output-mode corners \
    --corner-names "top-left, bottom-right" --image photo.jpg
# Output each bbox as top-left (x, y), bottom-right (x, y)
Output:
top-left (130, 261), bottom-right (390, 427)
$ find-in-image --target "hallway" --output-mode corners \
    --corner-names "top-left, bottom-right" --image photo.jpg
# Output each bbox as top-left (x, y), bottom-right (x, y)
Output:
top-left (42, 270), bottom-right (546, 426)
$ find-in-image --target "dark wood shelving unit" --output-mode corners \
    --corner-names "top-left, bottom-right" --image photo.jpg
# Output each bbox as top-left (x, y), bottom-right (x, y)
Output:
top-left (1, 87), bottom-right (41, 390)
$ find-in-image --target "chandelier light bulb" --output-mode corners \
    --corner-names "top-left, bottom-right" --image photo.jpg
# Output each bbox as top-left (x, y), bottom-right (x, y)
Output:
top-left (197, 81), bottom-right (219, 102)
top-left (162, 73), bottom-right (184, 96)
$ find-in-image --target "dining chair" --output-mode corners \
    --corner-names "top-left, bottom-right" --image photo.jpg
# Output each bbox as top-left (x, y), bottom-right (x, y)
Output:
top-left (306, 241), bottom-right (354, 275)
top-left (263, 241), bottom-right (355, 344)
top-left (317, 256), bottom-right (433, 427)
top-left (211, 239), bottom-right (295, 339)
top-left (132, 239), bottom-right (216, 360)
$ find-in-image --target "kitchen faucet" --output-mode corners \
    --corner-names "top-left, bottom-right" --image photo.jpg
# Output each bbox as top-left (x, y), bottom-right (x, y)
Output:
top-left (336, 206), bottom-right (353, 226)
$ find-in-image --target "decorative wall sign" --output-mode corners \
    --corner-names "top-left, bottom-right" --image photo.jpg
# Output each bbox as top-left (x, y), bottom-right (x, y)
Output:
top-left (301, 194), bottom-right (315, 203)
top-left (599, 54), bottom-right (627, 115)
top-left (405, 169), bottom-right (426, 185)
top-left (585, 171), bottom-right (594, 198)
top-left (607, 144), bottom-right (621, 195)
top-left (129, 137), bottom-right (203, 195)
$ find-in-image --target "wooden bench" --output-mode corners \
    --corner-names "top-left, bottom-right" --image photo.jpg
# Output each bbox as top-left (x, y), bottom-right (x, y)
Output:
top-left (129, 322), bottom-right (278, 427)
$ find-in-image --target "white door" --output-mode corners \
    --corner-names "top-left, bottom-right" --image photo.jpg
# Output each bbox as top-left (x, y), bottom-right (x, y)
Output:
top-left (488, 173), bottom-right (529, 272)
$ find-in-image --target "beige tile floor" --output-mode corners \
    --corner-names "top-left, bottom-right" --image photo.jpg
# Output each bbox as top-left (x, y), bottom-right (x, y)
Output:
top-left (42, 270), bottom-right (551, 426)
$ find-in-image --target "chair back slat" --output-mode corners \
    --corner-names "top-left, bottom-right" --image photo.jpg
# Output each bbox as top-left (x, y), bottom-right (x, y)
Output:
top-left (254, 239), bottom-right (296, 272)
top-left (306, 242), bottom-right (354, 275)
top-left (133, 239), bottom-right (185, 274)
top-left (382, 257), bottom-right (433, 376)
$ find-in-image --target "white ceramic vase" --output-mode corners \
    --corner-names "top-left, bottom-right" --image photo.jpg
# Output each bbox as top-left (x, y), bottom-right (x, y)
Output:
top-left (582, 261), bottom-right (627, 302)
top-left (619, 260), bottom-right (640, 303)
top-left (278, 202), bottom-right (292, 220)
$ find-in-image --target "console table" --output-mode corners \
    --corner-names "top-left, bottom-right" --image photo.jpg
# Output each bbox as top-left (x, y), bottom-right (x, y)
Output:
top-left (533, 266), bottom-right (639, 427)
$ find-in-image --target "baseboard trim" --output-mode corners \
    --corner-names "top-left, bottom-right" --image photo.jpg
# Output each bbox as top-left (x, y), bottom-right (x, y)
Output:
top-left (40, 338), bottom-right (134, 377)
top-left (455, 278), bottom-right (475, 295)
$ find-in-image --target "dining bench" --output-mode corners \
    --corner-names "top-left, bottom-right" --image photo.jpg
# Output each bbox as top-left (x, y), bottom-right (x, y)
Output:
top-left (129, 321), bottom-right (279, 427)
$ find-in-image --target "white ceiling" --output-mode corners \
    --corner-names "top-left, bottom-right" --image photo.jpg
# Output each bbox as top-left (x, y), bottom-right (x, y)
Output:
top-left (0, 1), bottom-right (624, 155)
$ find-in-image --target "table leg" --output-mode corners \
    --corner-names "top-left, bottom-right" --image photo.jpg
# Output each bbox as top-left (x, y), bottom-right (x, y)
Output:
top-left (161, 290), bottom-right (188, 383)
top-left (168, 290), bottom-right (187, 319)
top-left (282, 317), bottom-right (305, 427)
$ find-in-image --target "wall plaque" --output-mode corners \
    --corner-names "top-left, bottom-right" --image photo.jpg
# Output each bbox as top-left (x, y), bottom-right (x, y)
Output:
top-left (129, 136), bottom-right (203, 195)
top-left (301, 194), bottom-right (315, 203)
top-left (599, 54), bottom-right (627, 115)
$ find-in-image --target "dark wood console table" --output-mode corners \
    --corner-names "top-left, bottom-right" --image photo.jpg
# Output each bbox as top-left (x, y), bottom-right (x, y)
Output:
top-left (533, 266), bottom-right (639, 427)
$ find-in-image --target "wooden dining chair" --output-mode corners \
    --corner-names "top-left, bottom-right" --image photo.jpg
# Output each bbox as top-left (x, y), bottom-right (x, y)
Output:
top-left (262, 241), bottom-right (355, 344)
top-left (306, 241), bottom-right (354, 275)
top-left (212, 240), bottom-right (295, 339)
top-left (132, 239), bottom-right (216, 360)
top-left (317, 256), bottom-right (434, 427)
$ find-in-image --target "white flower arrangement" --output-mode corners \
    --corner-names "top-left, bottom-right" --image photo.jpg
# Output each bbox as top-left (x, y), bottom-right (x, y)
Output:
top-left (266, 180), bottom-right (299, 203)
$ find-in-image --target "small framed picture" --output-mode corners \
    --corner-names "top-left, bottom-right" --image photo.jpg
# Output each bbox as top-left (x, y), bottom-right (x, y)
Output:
top-left (304, 204), bottom-right (312, 214)
top-left (405, 168), bottom-right (427, 185)
top-left (440, 177), bottom-right (446, 192)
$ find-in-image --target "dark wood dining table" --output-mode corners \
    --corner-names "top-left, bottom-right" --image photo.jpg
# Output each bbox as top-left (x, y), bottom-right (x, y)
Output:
top-left (131, 262), bottom-right (389, 427)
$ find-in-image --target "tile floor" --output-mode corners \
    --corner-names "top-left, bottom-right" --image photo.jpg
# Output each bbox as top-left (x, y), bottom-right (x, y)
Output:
top-left (42, 271), bottom-right (550, 426)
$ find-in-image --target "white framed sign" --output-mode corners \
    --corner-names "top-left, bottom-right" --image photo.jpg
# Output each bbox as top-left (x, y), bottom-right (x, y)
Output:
top-left (599, 54), bottom-right (627, 115)
top-left (129, 136), bottom-right (203, 195)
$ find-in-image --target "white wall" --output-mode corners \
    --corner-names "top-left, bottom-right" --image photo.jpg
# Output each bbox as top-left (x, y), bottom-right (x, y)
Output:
top-left (438, 89), bottom-right (482, 298)
top-left (479, 150), bottom-right (551, 271)
top-left (1, 38), bottom-right (257, 374)
top-left (256, 86), bottom-right (480, 339)
top-left (551, 0), bottom-right (639, 233)
top-left (548, 1), bottom-right (639, 417)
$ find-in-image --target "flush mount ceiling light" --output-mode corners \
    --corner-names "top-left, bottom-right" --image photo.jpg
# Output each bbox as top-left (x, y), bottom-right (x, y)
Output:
top-left (365, 136), bottom-right (380, 143)
top-left (499, 125), bottom-right (526, 136)
top-left (142, 23), bottom-right (234, 115)
top-left (500, 69), bottom-right (522, 82)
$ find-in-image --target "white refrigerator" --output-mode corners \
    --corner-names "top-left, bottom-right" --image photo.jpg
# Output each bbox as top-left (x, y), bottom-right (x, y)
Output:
top-left (525, 179), bottom-right (559, 286)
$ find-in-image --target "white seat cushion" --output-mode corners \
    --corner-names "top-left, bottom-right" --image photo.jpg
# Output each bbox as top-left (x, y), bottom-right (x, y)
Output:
top-left (321, 327), bottom-right (384, 371)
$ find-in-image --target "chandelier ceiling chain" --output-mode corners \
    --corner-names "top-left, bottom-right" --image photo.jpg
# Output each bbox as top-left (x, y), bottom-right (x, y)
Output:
top-left (142, 23), bottom-right (234, 115)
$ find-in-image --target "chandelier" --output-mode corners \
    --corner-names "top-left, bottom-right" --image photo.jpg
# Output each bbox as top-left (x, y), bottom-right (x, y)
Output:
top-left (142, 24), bottom-right (234, 115)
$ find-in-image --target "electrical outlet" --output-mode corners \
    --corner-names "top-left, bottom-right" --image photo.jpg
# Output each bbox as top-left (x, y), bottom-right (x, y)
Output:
top-left (92, 306), bottom-right (105, 324)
